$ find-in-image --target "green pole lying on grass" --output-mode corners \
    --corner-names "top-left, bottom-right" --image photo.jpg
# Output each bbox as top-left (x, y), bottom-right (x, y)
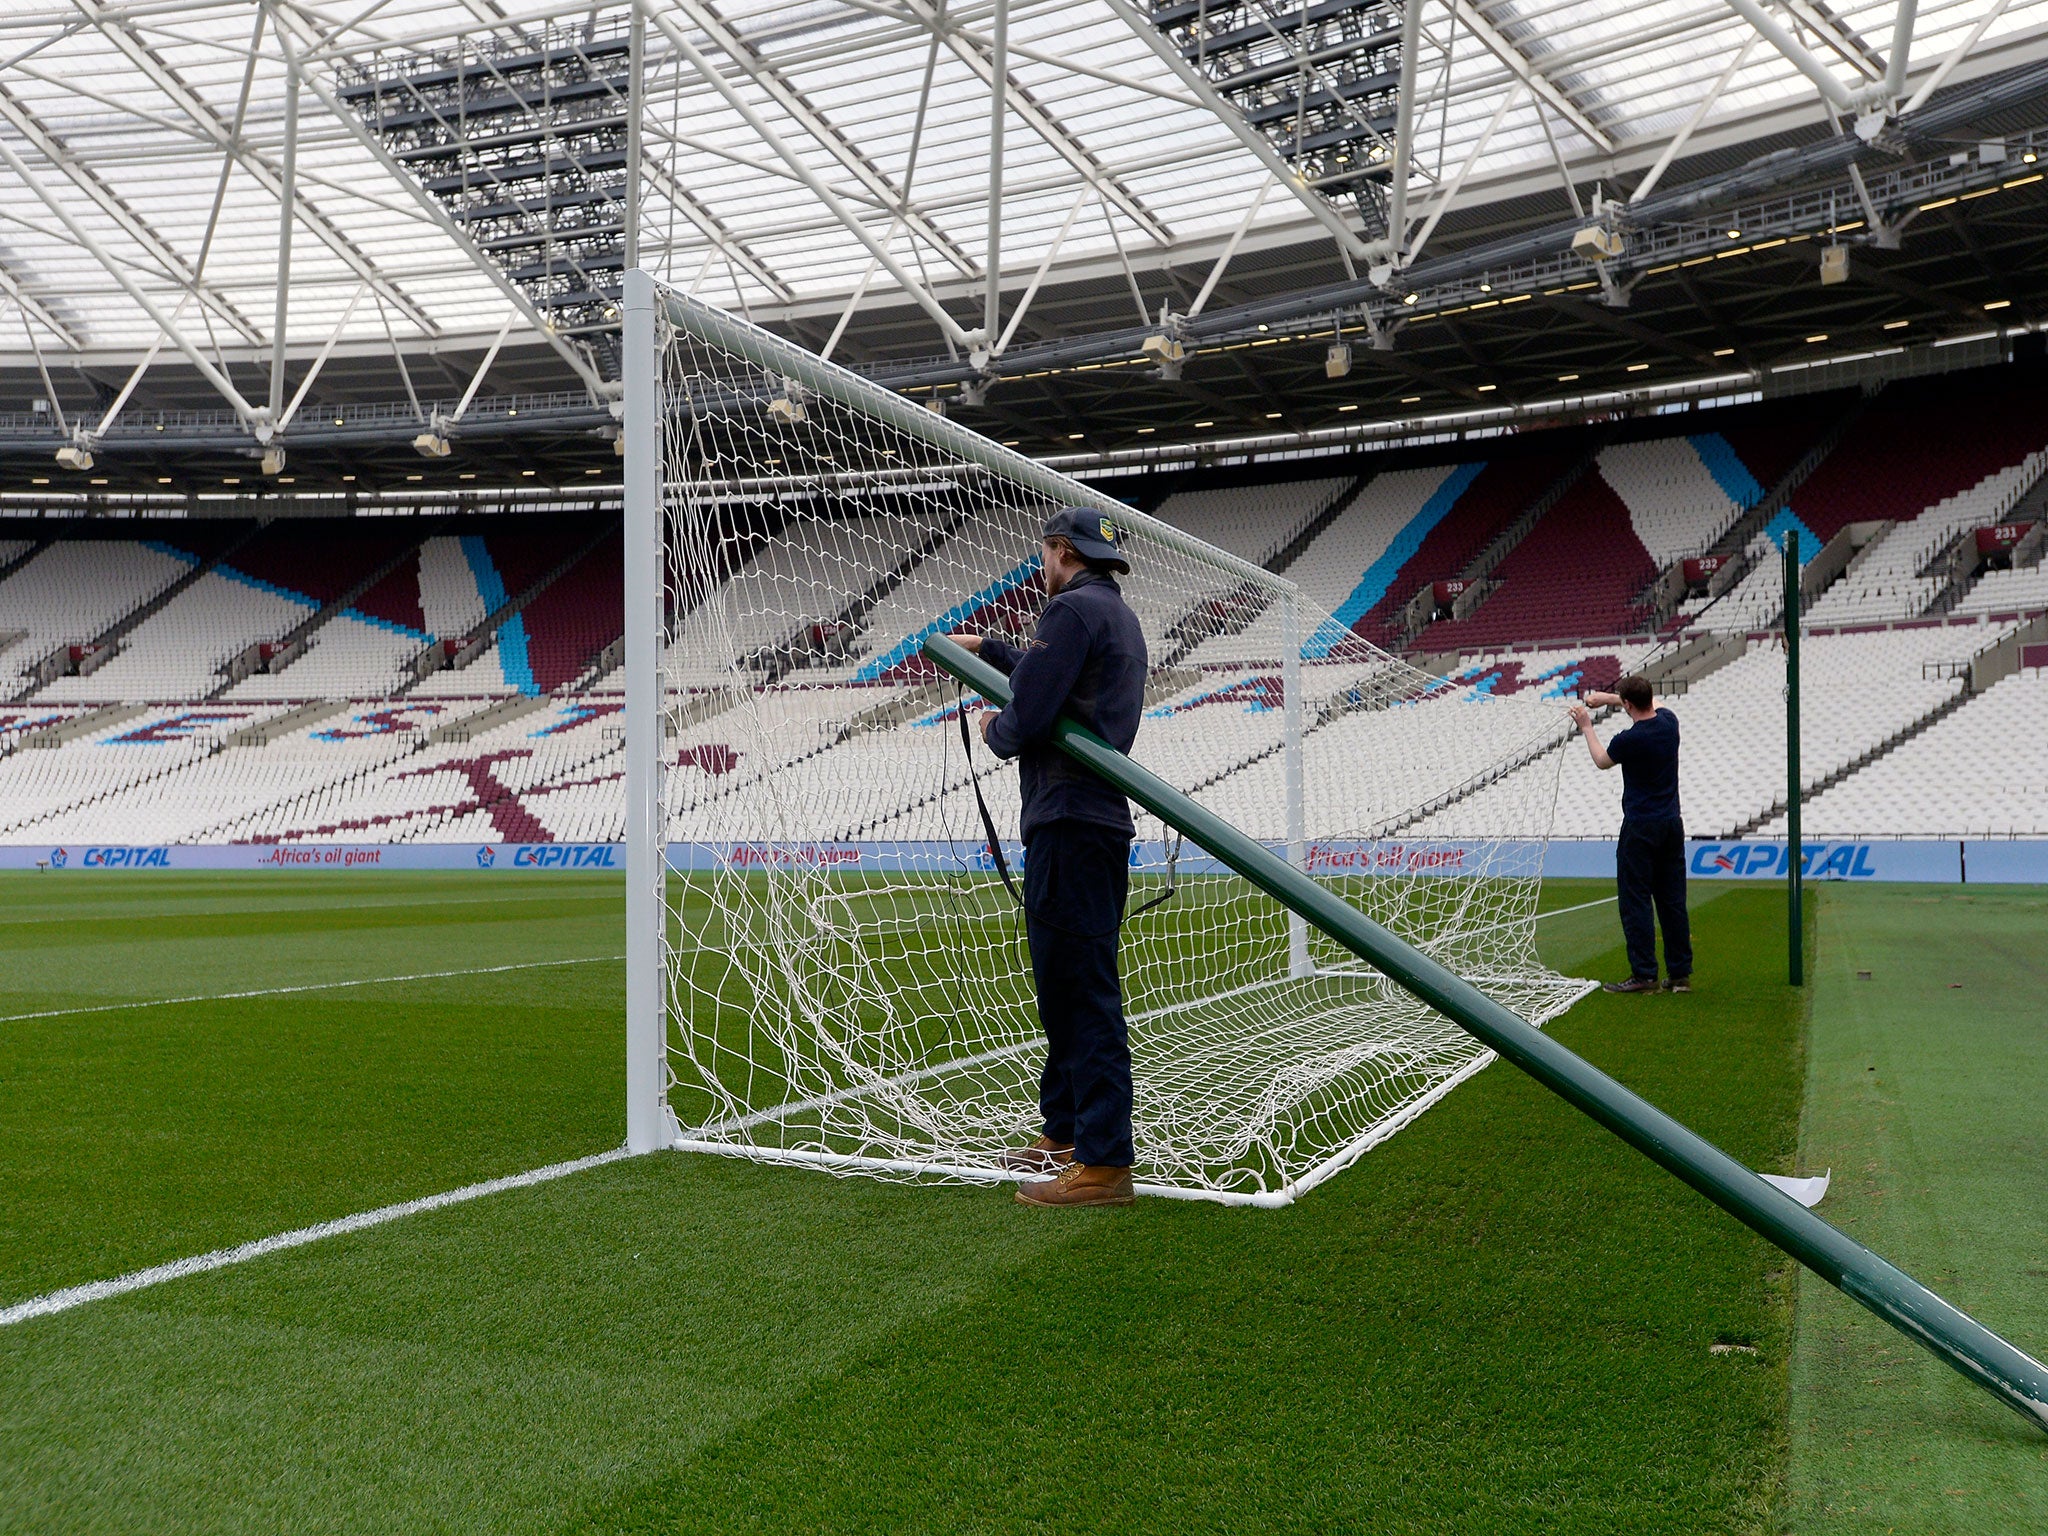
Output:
top-left (923, 632), bottom-right (2048, 1436)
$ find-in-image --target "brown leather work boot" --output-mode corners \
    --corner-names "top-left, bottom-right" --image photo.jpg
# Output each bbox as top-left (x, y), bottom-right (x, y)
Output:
top-left (1015, 1162), bottom-right (1135, 1208)
top-left (999, 1136), bottom-right (1074, 1174)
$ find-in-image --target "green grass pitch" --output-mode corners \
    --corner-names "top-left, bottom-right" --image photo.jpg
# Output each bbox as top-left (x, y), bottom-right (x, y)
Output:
top-left (0, 872), bottom-right (2041, 1533)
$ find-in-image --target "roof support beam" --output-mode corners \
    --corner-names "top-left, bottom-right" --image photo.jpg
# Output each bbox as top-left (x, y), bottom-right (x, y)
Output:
top-left (1407, 85), bottom-right (1521, 266)
top-left (278, 281), bottom-right (367, 432)
top-left (73, 0), bottom-right (440, 337)
top-left (269, 5), bottom-right (611, 396)
top-left (0, 81), bottom-right (263, 347)
top-left (1445, 0), bottom-right (1612, 152)
top-left (906, 0), bottom-right (1173, 249)
top-left (1779, 0), bottom-right (1885, 82)
top-left (1886, 0), bottom-right (1918, 99)
top-left (266, 37), bottom-right (300, 429)
top-left (0, 260), bottom-right (83, 352)
top-left (0, 129), bottom-right (259, 422)
top-left (647, 5), bottom-right (977, 351)
top-left (1720, 0), bottom-right (1859, 112)
top-left (1389, 0), bottom-right (1425, 252)
top-left (671, 0), bottom-right (977, 278)
top-left (1632, 37), bottom-right (1757, 204)
top-left (985, 0), bottom-right (1007, 343)
top-left (1101, 0), bottom-right (1369, 260)
top-left (1905, 0), bottom-right (2012, 113)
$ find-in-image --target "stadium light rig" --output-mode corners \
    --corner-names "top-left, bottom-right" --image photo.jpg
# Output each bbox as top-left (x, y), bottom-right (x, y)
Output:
top-left (1325, 342), bottom-right (1353, 379)
top-left (53, 444), bottom-right (94, 472)
top-left (412, 431), bottom-right (453, 458)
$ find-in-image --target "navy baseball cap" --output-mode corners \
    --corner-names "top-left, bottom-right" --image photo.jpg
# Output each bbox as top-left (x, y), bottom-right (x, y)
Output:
top-left (1042, 505), bottom-right (1130, 571)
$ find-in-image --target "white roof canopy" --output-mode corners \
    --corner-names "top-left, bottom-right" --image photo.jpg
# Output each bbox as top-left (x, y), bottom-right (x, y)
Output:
top-left (2, 0), bottom-right (2045, 386)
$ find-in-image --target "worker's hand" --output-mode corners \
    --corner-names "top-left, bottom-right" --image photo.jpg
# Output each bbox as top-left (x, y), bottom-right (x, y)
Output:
top-left (979, 710), bottom-right (995, 743)
top-left (951, 632), bottom-right (983, 654)
top-left (1567, 703), bottom-right (1593, 729)
top-left (1582, 690), bottom-right (1619, 708)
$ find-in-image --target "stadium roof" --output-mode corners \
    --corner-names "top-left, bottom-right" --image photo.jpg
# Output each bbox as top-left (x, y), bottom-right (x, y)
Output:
top-left (4, 0), bottom-right (2048, 489)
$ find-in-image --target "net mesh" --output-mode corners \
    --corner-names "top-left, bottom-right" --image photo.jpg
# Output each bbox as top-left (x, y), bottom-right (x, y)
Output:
top-left (649, 282), bottom-right (1594, 1204)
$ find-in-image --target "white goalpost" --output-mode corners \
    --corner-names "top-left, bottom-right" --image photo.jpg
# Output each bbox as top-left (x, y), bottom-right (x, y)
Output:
top-left (622, 268), bottom-right (1592, 1205)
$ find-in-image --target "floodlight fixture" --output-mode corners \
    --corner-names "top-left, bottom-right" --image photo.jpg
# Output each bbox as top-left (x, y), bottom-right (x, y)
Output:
top-left (261, 446), bottom-right (287, 477)
top-left (412, 432), bottom-right (453, 458)
top-left (767, 377), bottom-right (808, 424)
top-left (1820, 245), bottom-right (1850, 285)
top-left (54, 444), bottom-right (93, 471)
top-left (1570, 226), bottom-right (1625, 261)
top-left (1325, 342), bottom-right (1353, 379)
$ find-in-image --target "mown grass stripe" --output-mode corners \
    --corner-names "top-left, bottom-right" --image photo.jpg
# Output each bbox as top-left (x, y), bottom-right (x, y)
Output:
top-left (0, 954), bottom-right (624, 1025)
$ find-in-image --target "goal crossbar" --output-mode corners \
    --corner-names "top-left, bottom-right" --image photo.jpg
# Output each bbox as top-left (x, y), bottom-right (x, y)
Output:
top-left (641, 279), bottom-right (1293, 599)
top-left (921, 632), bottom-right (2048, 1437)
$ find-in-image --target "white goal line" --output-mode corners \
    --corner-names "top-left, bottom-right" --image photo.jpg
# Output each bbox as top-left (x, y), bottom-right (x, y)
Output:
top-left (0, 1146), bottom-right (633, 1329)
top-left (0, 954), bottom-right (626, 1026)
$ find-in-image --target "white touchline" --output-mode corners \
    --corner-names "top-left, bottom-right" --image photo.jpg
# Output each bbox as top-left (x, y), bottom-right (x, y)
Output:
top-left (0, 1146), bottom-right (636, 1328)
top-left (0, 954), bottom-right (626, 1025)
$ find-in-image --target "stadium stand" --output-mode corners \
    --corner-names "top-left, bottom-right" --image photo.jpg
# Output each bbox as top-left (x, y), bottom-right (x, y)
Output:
top-left (518, 535), bottom-right (624, 691)
top-left (0, 535), bottom-right (210, 696)
top-left (1952, 560), bottom-right (2048, 617)
top-left (1703, 374), bottom-right (2048, 632)
top-left (1413, 619), bottom-right (2015, 839)
top-left (1597, 433), bottom-right (1761, 567)
top-left (1416, 470), bottom-right (1657, 651)
top-left (2, 380), bottom-right (2046, 845)
top-left (1192, 462), bottom-right (1483, 663)
top-left (1341, 452), bottom-right (1573, 646)
top-left (1149, 477), bottom-right (1353, 567)
top-left (1763, 663), bottom-right (2048, 838)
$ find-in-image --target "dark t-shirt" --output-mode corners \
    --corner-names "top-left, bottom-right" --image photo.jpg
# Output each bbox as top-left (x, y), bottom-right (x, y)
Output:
top-left (1607, 707), bottom-right (1681, 823)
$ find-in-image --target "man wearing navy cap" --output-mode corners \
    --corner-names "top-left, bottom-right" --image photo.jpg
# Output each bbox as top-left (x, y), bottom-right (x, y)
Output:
top-left (953, 506), bottom-right (1149, 1207)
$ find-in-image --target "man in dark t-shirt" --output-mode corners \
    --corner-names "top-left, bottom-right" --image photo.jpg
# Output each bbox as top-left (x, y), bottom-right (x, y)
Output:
top-left (1569, 674), bottom-right (1693, 995)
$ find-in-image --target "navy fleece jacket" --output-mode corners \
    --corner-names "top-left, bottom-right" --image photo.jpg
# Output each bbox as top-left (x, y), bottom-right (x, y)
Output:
top-left (979, 568), bottom-right (1147, 842)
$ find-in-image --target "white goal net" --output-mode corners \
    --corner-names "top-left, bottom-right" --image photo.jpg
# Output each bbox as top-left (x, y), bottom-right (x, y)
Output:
top-left (624, 273), bottom-right (1593, 1206)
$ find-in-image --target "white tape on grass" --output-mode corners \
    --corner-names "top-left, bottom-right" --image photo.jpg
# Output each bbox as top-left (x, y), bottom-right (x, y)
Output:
top-left (0, 1146), bottom-right (635, 1328)
top-left (0, 954), bottom-right (624, 1025)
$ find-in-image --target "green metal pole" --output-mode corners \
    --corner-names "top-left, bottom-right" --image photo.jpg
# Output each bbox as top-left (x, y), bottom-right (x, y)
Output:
top-left (924, 633), bottom-right (2048, 1435)
top-left (1786, 530), bottom-right (1804, 986)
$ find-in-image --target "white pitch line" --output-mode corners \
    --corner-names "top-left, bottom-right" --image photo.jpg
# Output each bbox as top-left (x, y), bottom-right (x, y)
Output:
top-left (1535, 895), bottom-right (1618, 921)
top-left (0, 954), bottom-right (625, 1025)
top-left (0, 1146), bottom-right (635, 1329)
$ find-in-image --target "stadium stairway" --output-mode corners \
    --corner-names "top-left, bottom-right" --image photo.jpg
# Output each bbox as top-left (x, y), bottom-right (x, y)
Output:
top-left (401, 519), bottom-right (620, 698)
top-left (0, 538), bottom-right (48, 587)
top-left (10, 521), bottom-right (262, 704)
top-left (215, 521), bottom-right (447, 697)
top-left (1728, 690), bottom-right (1973, 838)
top-left (1413, 440), bottom-right (1605, 641)
top-left (1677, 390), bottom-right (1871, 629)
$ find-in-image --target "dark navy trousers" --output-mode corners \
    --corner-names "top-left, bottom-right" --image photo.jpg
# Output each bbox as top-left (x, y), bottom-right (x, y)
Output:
top-left (1022, 819), bottom-right (1134, 1168)
top-left (1617, 817), bottom-right (1693, 981)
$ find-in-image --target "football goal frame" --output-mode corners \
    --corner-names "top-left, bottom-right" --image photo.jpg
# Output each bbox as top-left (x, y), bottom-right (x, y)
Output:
top-left (617, 266), bottom-right (1318, 1173)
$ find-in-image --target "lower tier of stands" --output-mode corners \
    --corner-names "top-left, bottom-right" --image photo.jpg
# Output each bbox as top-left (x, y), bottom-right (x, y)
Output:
top-left (0, 613), bottom-right (2038, 844)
